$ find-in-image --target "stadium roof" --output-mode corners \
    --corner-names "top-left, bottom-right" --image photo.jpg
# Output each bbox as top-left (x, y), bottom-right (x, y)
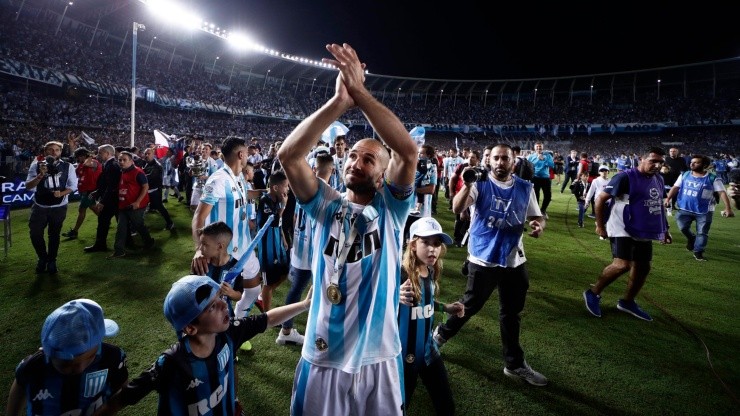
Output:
top-left (19, 0), bottom-right (740, 98)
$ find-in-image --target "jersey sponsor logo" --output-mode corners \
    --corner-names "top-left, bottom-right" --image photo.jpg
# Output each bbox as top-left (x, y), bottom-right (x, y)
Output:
top-left (323, 229), bottom-right (382, 264)
top-left (188, 373), bottom-right (228, 415)
top-left (187, 378), bottom-right (204, 390)
top-left (84, 369), bottom-right (108, 398)
top-left (32, 389), bottom-right (54, 401)
top-left (410, 304), bottom-right (434, 320)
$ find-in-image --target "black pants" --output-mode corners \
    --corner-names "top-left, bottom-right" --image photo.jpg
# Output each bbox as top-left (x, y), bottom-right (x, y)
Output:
top-left (561, 171), bottom-right (576, 192)
top-left (95, 202), bottom-right (118, 248)
top-left (29, 203), bottom-right (67, 262)
top-left (431, 181), bottom-right (441, 214)
top-left (438, 262), bottom-right (529, 369)
top-left (532, 176), bottom-right (552, 213)
top-left (453, 213), bottom-right (469, 245)
top-left (148, 189), bottom-right (173, 227)
top-left (403, 357), bottom-right (455, 415)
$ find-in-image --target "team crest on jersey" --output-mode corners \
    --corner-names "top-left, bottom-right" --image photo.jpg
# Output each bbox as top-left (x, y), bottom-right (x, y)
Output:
top-left (217, 344), bottom-right (230, 372)
top-left (405, 354), bottom-right (415, 364)
top-left (84, 369), bottom-right (108, 398)
top-left (315, 337), bottom-right (328, 352)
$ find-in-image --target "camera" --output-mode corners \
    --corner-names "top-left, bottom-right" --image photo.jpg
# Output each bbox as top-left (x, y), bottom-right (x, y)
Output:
top-left (417, 157), bottom-right (429, 176)
top-left (463, 167), bottom-right (488, 183)
top-left (40, 156), bottom-right (59, 176)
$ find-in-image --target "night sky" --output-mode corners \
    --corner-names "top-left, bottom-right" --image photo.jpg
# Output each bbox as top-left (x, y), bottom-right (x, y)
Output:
top-left (204, 1), bottom-right (740, 80)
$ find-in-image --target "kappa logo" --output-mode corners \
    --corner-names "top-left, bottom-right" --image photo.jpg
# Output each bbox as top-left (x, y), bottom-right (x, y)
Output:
top-left (187, 378), bottom-right (204, 390)
top-left (32, 389), bottom-right (54, 401)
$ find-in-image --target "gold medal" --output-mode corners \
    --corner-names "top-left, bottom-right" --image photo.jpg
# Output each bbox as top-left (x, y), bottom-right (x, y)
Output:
top-left (240, 212), bottom-right (247, 221)
top-left (326, 284), bottom-right (342, 304)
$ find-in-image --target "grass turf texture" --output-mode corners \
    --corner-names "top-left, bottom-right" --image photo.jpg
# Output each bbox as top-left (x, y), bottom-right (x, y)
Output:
top-left (0, 186), bottom-right (738, 415)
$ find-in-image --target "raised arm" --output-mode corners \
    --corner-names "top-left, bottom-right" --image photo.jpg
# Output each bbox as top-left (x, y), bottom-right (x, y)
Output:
top-left (278, 74), bottom-right (352, 202)
top-left (324, 43), bottom-right (417, 187)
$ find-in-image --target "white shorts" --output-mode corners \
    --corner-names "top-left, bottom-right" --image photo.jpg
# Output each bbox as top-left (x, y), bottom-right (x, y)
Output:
top-left (291, 356), bottom-right (404, 415)
top-left (191, 187), bottom-right (203, 206)
top-left (241, 251), bottom-right (260, 281)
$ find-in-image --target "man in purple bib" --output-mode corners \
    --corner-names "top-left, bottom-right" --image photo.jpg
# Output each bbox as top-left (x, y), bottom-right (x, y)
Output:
top-left (583, 147), bottom-right (673, 321)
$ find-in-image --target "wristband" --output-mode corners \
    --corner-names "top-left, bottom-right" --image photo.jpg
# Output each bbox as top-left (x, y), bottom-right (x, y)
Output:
top-left (436, 303), bottom-right (445, 313)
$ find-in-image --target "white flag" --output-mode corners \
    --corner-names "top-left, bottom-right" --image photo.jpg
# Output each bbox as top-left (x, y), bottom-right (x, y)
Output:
top-left (81, 131), bottom-right (95, 145)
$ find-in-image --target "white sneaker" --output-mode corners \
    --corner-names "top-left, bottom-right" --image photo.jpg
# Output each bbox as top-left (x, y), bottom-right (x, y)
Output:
top-left (276, 328), bottom-right (304, 345)
top-left (503, 361), bottom-right (548, 386)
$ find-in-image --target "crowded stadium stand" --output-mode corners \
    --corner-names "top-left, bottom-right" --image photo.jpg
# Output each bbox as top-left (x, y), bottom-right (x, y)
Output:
top-left (1, 1), bottom-right (739, 205)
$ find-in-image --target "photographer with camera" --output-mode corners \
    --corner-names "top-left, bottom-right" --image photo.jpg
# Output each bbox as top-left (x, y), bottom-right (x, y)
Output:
top-left (449, 150), bottom-right (481, 246)
top-left (25, 141), bottom-right (78, 274)
top-left (433, 143), bottom-right (548, 387)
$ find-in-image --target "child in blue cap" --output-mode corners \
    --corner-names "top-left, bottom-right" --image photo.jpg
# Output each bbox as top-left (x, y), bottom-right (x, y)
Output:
top-left (5, 299), bottom-right (127, 415)
top-left (96, 274), bottom-right (311, 415)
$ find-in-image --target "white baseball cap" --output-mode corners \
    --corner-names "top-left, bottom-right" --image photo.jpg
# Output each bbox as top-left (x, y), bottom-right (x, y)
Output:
top-left (409, 217), bottom-right (453, 245)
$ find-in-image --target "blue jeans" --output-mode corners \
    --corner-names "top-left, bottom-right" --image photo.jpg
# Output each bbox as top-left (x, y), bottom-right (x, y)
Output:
top-left (577, 200), bottom-right (586, 225)
top-left (675, 209), bottom-right (713, 254)
top-left (282, 266), bottom-right (312, 329)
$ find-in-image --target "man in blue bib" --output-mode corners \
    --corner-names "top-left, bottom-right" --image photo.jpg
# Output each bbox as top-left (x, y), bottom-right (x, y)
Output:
top-left (434, 143), bottom-right (549, 387)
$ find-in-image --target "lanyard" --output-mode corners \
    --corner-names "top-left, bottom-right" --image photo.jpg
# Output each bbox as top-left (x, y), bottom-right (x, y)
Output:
top-left (330, 198), bottom-right (358, 288)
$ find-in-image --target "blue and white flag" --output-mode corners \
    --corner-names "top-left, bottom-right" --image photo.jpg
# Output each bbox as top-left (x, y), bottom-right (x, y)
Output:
top-left (321, 121), bottom-right (349, 147)
top-left (81, 131), bottom-right (95, 145)
top-left (409, 126), bottom-right (425, 147)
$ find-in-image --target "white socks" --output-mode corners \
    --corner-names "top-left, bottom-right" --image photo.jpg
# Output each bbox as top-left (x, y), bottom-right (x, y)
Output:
top-left (235, 284), bottom-right (261, 318)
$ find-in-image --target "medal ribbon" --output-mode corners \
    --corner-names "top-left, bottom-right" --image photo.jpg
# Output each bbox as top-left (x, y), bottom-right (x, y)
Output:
top-left (329, 198), bottom-right (359, 292)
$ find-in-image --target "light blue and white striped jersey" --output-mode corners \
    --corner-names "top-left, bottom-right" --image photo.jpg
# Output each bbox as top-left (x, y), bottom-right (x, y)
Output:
top-left (300, 180), bottom-right (413, 373)
top-left (417, 162), bottom-right (437, 218)
top-left (330, 154), bottom-right (348, 192)
top-left (290, 204), bottom-right (313, 270)
top-left (200, 166), bottom-right (252, 259)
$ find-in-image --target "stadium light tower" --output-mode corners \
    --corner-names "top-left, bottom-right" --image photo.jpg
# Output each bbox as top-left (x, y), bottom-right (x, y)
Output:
top-left (210, 56), bottom-right (219, 79)
top-left (144, 36), bottom-right (157, 65)
top-left (15, 0), bottom-right (28, 21)
top-left (55, 2), bottom-right (73, 36)
top-left (131, 22), bottom-right (146, 147)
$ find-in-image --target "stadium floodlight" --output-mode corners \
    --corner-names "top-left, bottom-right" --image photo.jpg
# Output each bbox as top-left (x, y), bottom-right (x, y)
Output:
top-left (131, 22), bottom-right (146, 147)
top-left (135, 0), bottom-right (351, 72)
top-left (143, 0), bottom-right (201, 30)
top-left (227, 32), bottom-right (258, 51)
top-left (55, 2), bottom-right (73, 36)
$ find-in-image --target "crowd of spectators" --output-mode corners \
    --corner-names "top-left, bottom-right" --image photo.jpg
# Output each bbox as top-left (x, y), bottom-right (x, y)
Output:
top-left (1, 4), bottom-right (738, 176)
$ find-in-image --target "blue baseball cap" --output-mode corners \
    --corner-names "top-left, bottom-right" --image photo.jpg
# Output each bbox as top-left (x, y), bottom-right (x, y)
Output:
top-left (409, 217), bottom-right (453, 245)
top-left (41, 299), bottom-right (119, 361)
top-left (163, 275), bottom-right (221, 334)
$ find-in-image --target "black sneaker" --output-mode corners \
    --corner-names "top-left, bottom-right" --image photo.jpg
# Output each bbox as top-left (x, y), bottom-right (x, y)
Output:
top-left (686, 235), bottom-right (696, 252)
top-left (62, 229), bottom-right (78, 239)
top-left (693, 252), bottom-right (707, 262)
top-left (47, 261), bottom-right (58, 274)
top-left (165, 223), bottom-right (175, 231)
top-left (35, 259), bottom-right (47, 273)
